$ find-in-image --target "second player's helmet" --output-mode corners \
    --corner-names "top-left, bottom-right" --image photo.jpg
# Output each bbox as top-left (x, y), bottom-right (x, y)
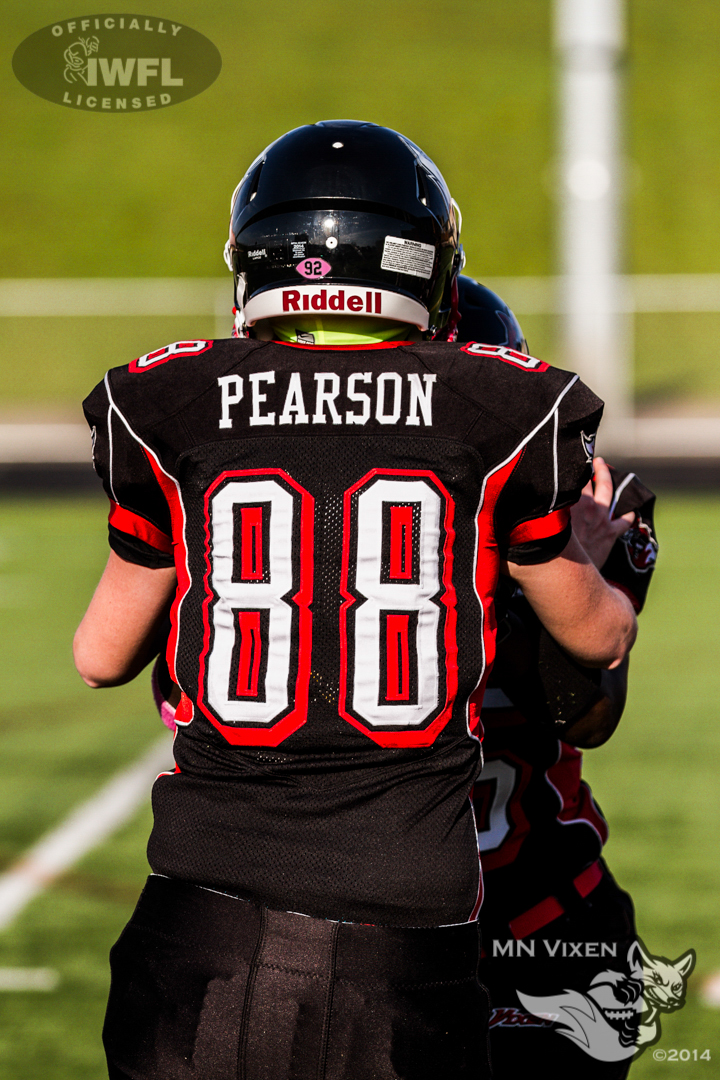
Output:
top-left (456, 276), bottom-right (529, 353)
top-left (224, 120), bottom-right (464, 338)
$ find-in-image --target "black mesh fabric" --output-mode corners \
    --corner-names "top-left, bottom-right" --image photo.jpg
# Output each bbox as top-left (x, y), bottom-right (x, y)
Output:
top-left (476, 707), bottom-right (608, 914)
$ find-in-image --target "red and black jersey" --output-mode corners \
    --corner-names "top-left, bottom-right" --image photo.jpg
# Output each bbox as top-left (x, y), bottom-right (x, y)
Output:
top-left (475, 702), bottom-right (609, 916)
top-left (83, 337), bottom-right (601, 927)
top-left (474, 469), bottom-right (657, 928)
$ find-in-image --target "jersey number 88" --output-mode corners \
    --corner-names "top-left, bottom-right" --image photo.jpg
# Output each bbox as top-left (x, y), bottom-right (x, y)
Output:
top-left (197, 469), bottom-right (459, 748)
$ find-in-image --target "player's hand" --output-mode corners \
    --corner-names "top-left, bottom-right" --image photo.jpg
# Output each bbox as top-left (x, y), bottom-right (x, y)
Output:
top-left (571, 457), bottom-right (635, 570)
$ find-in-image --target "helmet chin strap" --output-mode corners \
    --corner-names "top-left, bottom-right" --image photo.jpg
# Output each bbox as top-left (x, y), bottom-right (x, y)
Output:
top-left (232, 307), bottom-right (248, 338)
top-left (223, 239), bottom-right (234, 274)
top-left (430, 274), bottom-right (460, 342)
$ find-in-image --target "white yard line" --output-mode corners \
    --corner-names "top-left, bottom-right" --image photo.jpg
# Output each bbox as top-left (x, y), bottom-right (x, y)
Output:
top-left (0, 735), bottom-right (173, 932)
top-left (0, 278), bottom-right (227, 317)
top-left (0, 968), bottom-right (59, 991)
top-left (0, 423), bottom-right (91, 463)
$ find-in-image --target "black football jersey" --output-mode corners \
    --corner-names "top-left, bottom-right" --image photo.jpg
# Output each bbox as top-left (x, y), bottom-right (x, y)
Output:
top-left (474, 469), bottom-right (657, 925)
top-left (83, 337), bottom-right (601, 926)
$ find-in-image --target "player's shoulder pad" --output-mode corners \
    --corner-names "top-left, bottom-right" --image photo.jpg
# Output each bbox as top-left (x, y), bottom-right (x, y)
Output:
top-left (456, 342), bottom-right (550, 373)
top-left (98, 338), bottom-right (265, 422)
top-left (410, 340), bottom-right (603, 433)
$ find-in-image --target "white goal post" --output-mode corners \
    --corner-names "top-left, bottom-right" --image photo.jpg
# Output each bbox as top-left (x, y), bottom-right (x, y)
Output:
top-left (555, 0), bottom-right (630, 442)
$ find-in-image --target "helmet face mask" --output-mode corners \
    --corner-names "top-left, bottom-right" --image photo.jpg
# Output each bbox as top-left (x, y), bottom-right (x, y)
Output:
top-left (224, 121), bottom-right (463, 339)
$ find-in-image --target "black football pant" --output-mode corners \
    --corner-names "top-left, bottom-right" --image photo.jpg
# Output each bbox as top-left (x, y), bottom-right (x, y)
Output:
top-left (480, 861), bottom-right (636, 1080)
top-left (104, 875), bottom-right (491, 1080)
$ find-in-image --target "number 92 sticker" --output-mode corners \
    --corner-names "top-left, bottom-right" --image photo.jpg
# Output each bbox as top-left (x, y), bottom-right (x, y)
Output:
top-left (295, 258), bottom-right (332, 279)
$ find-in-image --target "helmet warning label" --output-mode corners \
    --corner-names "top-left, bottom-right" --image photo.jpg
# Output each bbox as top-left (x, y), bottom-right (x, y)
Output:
top-left (381, 237), bottom-right (435, 279)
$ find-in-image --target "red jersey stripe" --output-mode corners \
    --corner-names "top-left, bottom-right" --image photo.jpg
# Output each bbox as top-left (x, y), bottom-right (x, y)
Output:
top-left (108, 500), bottom-right (172, 554)
top-left (507, 506), bottom-right (570, 547)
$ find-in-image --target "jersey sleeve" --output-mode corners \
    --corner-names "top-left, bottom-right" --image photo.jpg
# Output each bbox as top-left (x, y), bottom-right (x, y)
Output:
top-left (600, 468), bottom-right (658, 612)
top-left (83, 377), bottom-right (174, 569)
top-left (494, 377), bottom-right (603, 564)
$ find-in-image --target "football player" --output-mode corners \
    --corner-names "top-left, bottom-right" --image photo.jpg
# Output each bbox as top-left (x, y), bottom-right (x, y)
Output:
top-left (73, 121), bottom-right (636, 1080)
top-left (454, 278), bottom-right (657, 1077)
top-left (151, 278), bottom-right (653, 1078)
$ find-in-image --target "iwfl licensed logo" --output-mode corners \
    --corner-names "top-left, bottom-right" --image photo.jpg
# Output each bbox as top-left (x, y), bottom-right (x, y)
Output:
top-left (512, 938), bottom-right (695, 1062)
top-left (13, 14), bottom-right (221, 112)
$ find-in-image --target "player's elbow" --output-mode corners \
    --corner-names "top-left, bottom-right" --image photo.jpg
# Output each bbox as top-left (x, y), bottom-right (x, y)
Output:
top-left (74, 658), bottom-right (115, 689)
top-left (73, 629), bottom-right (129, 688)
top-left (582, 594), bottom-right (637, 670)
top-left (78, 672), bottom-right (107, 689)
top-left (604, 595), bottom-right (638, 669)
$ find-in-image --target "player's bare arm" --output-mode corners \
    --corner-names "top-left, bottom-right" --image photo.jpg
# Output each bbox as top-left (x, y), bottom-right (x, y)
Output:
top-left (572, 456), bottom-right (634, 567)
top-left (73, 552), bottom-right (176, 687)
top-left (504, 532), bottom-right (637, 670)
top-left (556, 455), bottom-right (637, 742)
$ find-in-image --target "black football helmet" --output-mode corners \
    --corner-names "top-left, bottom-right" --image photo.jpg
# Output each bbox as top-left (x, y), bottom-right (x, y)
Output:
top-left (456, 276), bottom-right (528, 352)
top-left (224, 120), bottom-right (464, 338)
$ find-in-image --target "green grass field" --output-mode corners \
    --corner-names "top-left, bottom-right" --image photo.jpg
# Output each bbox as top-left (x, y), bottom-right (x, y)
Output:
top-left (0, 494), bottom-right (717, 1078)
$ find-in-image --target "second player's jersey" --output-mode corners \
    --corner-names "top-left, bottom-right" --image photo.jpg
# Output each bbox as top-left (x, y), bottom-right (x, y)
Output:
top-left (84, 336), bottom-right (601, 926)
top-left (475, 704), bottom-right (609, 915)
top-left (474, 469), bottom-right (657, 926)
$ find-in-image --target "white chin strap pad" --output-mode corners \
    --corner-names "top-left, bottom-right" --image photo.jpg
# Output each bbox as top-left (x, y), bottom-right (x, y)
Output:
top-left (242, 284), bottom-right (429, 331)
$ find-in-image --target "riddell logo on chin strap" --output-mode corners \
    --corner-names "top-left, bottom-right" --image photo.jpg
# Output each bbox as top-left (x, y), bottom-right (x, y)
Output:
top-left (282, 289), bottom-right (383, 314)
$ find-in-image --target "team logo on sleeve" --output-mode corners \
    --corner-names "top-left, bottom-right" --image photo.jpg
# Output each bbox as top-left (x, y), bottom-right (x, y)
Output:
top-left (129, 340), bottom-right (213, 372)
top-left (621, 517), bottom-right (657, 572)
top-left (581, 430), bottom-right (597, 463)
top-left (459, 343), bottom-right (549, 372)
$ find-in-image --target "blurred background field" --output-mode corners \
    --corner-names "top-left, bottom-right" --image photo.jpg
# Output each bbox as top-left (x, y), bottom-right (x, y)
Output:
top-left (1, 0), bottom-right (719, 1076)
top-left (6, 310), bottom-right (720, 415)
